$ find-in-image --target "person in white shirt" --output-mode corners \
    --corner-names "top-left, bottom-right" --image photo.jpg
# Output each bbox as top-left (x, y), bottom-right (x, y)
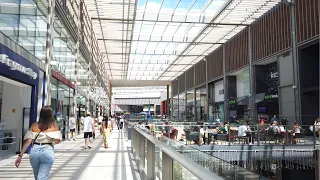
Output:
top-left (83, 112), bottom-right (94, 149)
top-left (238, 122), bottom-right (252, 144)
top-left (69, 114), bottom-right (76, 141)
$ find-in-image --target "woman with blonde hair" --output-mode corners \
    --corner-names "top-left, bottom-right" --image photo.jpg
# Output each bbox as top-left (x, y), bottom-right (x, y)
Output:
top-left (15, 106), bottom-right (61, 179)
top-left (102, 116), bottom-right (112, 148)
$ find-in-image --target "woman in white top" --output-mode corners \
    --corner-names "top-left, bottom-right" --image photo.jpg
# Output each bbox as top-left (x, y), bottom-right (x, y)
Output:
top-left (15, 106), bottom-right (61, 180)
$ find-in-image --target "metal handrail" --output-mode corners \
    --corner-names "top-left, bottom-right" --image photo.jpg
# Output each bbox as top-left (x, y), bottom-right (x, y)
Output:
top-left (133, 127), bottom-right (223, 180)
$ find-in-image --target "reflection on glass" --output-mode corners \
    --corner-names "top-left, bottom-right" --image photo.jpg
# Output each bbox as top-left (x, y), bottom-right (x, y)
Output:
top-left (172, 95), bottom-right (179, 119)
top-left (0, 0), bottom-right (48, 61)
top-left (196, 87), bottom-right (207, 121)
top-left (179, 93), bottom-right (185, 120)
top-left (186, 90), bottom-right (195, 121)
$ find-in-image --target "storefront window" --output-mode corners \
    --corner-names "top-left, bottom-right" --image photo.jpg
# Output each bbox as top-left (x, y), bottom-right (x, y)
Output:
top-left (255, 62), bottom-right (279, 123)
top-left (172, 96), bottom-right (179, 119)
top-left (53, 16), bottom-right (76, 79)
top-left (212, 80), bottom-right (225, 123)
top-left (196, 87), bottom-right (207, 121)
top-left (179, 93), bottom-right (185, 120)
top-left (50, 78), bottom-right (59, 119)
top-left (186, 90), bottom-right (195, 121)
top-left (232, 67), bottom-right (250, 122)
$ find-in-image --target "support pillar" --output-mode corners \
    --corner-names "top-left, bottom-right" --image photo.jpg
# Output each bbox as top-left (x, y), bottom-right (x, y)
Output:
top-left (44, 0), bottom-right (55, 105)
top-left (74, 2), bottom-right (83, 134)
top-left (223, 45), bottom-right (228, 122)
top-left (170, 82), bottom-right (173, 119)
top-left (147, 140), bottom-right (155, 180)
top-left (290, 0), bottom-right (301, 122)
top-left (166, 84), bottom-right (169, 117)
top-left (86, 64), bottom-right (90, 114)
top-left (177, 77), bottom-right (179, 121)
top-left (205, 58), bottom-right (209, 122)
top-left (185, 72), bottom-right (187, 121)
top-left (248, 26), bottom-right (256, 122)
top-left (162, 152), bottom-right (173, 180)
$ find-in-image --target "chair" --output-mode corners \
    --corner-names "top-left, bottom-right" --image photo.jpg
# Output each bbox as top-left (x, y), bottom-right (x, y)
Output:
top-left (170, 129), bottom-right (178, 140)
top-left (185, 131), bottom-right (199, 145)
top-left (237, 136), bottom-right (249, 144)
top-left (295, 129), bottom-right (306, 144)
top-left (216, 134), bottom-right (228, 145)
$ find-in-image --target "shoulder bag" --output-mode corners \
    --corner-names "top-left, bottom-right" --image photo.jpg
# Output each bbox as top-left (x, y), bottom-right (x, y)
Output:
top-left (32, 131), bottom-right (42, 147)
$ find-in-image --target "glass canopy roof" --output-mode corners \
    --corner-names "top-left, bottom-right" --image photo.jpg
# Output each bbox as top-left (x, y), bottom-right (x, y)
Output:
top-left (112, 86), bottom-right (167, 98)
top-left (85, 0), bottom-right (281, 81)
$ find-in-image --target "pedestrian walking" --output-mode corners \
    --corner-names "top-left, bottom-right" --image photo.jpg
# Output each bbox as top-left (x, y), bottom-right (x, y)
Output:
top-left (83, 112), bottom-right (94, 149)
top-left (102, 116), bottom-right (112, 148)
top-left (69, 114), bottom-right (76, 141)
top-left (15, 106), bottom-right (62, 180)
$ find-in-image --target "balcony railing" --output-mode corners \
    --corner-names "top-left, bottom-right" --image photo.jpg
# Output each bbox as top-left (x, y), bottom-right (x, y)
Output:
top-left (131, 127), bottom-right (224, 180)
top-left (127, 121), bottom-right (319, 180)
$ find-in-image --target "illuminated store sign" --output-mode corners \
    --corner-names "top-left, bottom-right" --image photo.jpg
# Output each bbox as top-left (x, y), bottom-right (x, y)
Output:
top-left (229, 99), bottom-right (236, 105)
top-left (264, 93), bottom-right (278, 100)
top-left (0, 54), bottom-right (37, 79)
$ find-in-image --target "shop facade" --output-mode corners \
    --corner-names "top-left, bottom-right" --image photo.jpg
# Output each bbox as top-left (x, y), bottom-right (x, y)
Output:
top-left (254, 61), bottom-right (279, 124)
top-left (208, 80), bottom-right (225, 123)
top-left (50, 70), bottom-right (75, 139)
top-left (170, 1), bottom-right (319, 126)
top-left (0, 36), bottom-right (45, 153)
top-left (226, 67), bottom-right (251, 123)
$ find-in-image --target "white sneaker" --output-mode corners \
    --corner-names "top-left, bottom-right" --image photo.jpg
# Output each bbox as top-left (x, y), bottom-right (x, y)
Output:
top-left (249, 143), bottom-right (252, 145)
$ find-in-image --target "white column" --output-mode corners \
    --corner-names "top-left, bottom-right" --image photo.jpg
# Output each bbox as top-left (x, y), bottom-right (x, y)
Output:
top-left (44, 0), bottom-right (55, 105)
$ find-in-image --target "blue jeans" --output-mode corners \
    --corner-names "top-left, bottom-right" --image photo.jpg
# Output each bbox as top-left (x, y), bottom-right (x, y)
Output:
top-left (29, 144), bottom-right (54, 180)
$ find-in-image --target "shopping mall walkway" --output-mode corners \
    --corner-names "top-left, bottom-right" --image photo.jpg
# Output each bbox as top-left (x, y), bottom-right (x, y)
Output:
top-left (0, 129), bottom-right (139, 180)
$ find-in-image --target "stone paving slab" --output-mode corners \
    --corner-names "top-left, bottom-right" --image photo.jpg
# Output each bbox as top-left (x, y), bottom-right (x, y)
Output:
top-left (0, 129), bottom-right (139, 180)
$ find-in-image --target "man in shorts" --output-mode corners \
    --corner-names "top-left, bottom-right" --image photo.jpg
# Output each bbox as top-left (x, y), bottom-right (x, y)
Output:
top-left (83, 112), bottom-right (94, 149)
top-left (69, 114), bottom-right (76, 141)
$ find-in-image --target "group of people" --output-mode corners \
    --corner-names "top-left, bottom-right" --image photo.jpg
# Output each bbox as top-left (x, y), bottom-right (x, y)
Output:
top-left (14, 106), bottom-right (125, 180)
top-left (82, 113), bottom-right (115, 149)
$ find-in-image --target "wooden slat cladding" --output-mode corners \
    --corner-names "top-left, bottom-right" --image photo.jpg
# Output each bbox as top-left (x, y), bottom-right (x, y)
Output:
top-left (225, 28), bottom-right (249, 73)
top-left (186, 66), bottom-right (195, 90)
top-left (207, 46), bottom-right (223, 81)
top-left (172, 79), bottom-right (179, 97)
top-left (251, 4), bottom-right (291, 62)
top-left (178, 72), bottom-right (186, 94)
top-left (296, 0), bottom-right (319, 44)
top-left (195, 60), bottom-right (206, 86)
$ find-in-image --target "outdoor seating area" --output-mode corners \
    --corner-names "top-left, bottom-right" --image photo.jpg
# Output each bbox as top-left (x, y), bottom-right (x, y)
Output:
top-left (133, 120), bottom-right (317, 146)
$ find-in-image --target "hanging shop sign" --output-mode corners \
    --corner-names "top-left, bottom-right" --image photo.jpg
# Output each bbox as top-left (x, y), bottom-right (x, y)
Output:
top-left (264, 93), bottom-right (278, 100)
top-left (0, 54), bottom-right (37, 79)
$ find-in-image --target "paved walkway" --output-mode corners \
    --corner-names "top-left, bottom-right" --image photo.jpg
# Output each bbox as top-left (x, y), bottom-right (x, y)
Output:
top-left (0, 129), bottom-right (139, 180)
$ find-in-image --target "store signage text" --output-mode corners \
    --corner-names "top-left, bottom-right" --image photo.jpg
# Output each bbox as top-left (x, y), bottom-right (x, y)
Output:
top-left (264, 94), bottom-right (278, 100)
top-left (229, 99), bottom-right (236, 105)
top-left (270, 72), bottom-right (278, 79)
top-left (0, 54), bottom-right (37, 79)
